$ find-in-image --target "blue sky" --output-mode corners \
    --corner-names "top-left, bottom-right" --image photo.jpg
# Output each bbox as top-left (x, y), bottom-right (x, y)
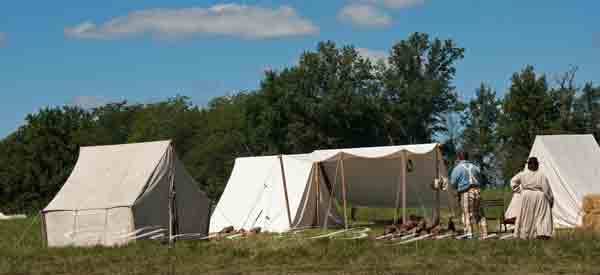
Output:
top-left (1, 0), bottom-right (598, 138)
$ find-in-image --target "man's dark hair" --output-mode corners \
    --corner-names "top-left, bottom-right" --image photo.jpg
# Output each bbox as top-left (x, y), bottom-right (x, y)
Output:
top-left (458, 151), bottom-right (469, 161)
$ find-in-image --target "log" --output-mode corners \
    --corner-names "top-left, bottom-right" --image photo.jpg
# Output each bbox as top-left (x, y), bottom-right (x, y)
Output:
top-left (582, 213), bottom-right (600, 231)
top-left (582, 194), bottom-right (600, 214)
top-left (219, 226), bottom-right (235, 234)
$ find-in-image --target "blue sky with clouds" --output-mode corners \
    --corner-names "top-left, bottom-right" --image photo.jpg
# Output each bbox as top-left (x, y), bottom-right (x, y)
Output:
top-left (1, 0), bottom-right (598, 137)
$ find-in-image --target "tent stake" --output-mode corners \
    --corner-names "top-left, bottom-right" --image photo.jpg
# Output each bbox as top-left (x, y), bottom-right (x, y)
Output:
top-left (340, 153), bottom-right (348, 230)
top-left (278, 155), bottom-right (293, 228)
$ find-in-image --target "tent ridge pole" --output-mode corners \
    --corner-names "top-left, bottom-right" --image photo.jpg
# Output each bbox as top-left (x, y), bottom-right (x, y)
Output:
top-left (278, 155), bottom-right (293, 228)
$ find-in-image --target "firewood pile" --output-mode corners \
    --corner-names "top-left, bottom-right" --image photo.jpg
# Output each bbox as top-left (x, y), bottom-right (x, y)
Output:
top-left (374, 215), bottom-right (457, 241)
top-left (212, 226), bottom-right (263, 240)
top-left (582, 194), bottom-right (600, 231)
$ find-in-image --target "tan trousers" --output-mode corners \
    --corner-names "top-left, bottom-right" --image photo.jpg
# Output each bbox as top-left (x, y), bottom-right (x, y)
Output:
top-left (461, 188), bottom-right (488, 237)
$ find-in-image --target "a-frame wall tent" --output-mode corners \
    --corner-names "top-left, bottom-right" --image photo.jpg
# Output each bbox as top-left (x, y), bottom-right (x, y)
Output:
top-left (42, 140), bottom-right (210, 247)
top-left (209, 154), bottom-right (343, 233)
top-left (210, 143), bottom-right (451, 233)
top-left (528, 135), bottom-right (600, 228)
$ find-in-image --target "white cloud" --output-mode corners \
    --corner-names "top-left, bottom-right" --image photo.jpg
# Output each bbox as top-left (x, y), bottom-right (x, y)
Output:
top-left (351, 0), bottom-right (425, 9)
top-left (69, 96), bottom-right (110, 109)
top-left (0, 33), bottom-right (6, 46)
top-left (379, 0), bottom-right (425, 9)
top-left (357, 47), bottom-right (388, 64)
top-left (65, 4), bottom-right (318, 40)
top-left (338, 4), bottom-right (392, 28)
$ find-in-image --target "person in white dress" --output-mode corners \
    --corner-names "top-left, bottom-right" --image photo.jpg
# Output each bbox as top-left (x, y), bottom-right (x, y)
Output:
top-left (511, 157), bottom-right (554, 239)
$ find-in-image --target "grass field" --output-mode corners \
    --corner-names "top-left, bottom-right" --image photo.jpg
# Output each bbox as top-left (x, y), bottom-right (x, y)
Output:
top-left (2, 189), bottom-right (600, 275)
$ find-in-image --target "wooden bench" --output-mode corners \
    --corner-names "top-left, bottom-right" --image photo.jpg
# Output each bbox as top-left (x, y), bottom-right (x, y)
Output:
top-left (480, 199), bottom-right (509, 232)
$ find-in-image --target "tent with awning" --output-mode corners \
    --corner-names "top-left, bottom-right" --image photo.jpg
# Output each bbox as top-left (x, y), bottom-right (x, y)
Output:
top-left (506, 135), bottom-right (600, 228)
top-left (42, 140), bottom-right (210, 247)
top-left (209, 143), bottom-right (451, 233)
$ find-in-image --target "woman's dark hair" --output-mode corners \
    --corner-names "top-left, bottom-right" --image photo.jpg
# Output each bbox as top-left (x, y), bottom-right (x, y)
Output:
top-left (527, 157), bottom-right (539, 171)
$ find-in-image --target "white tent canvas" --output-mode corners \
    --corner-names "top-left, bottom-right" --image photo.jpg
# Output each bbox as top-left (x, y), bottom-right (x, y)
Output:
top-left (42, 140), bottom-right (210, 247)
top-left (210, 143), bottom-right (450, 233)
top-left (525, 135), bottom-right (600, 228)
top-left (210, 154), bottom-right (343, 233)
top-left (0, 212), bottom-right (26, 220)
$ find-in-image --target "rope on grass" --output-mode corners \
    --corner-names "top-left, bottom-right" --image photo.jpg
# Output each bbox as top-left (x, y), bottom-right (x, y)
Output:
top-left (390, 232), bottom-right (417, 241)
top-left (306, 227), bottom-right (371, 240)
top-left (335, 227), bottom-right (371, 240)
top-left (226, 233), bottom-right (245, 240)
top-left (170, 233), bottom-right (220, 241)
top-left (308, 228), bottom-right (352, 240)
top-left (375, 233), bottom-right (394, 240)
top-left (434, 233), bottom-right (454, 240)
top-left (481, 233), bottom-right (498, 240)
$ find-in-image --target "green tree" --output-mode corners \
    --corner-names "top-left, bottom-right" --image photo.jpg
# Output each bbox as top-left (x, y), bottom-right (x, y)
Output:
top-left (381, 32), bottom-right (465, 144)
top-left (253, 41), bottom-right (385, 153)
top-left (0, 107), bottom-right (95, 212)
top-left (574, 83), bottom-right (600, 140)
top-left (461, 83), bottom-right (501, 184)
top-left (127, 96), bottom-right (204, 155)
top-left (545, 67), bottom-right (579, 134)
top-left (498, 66), bottom-right (550, 181)
top-left (84, 102), bottom-right (142, 145)
top-left (184, 94), bottom-right (257, 202)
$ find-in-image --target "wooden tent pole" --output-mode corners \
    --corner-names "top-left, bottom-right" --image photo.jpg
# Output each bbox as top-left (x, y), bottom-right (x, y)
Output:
top-left (394, 155), bottom-right (401, 225)
top-left (168, 148), bottom-right (176, 245)
top-left (315, 163), bottom-right (321, 226)
top-left (433, 145), bottom-right (441, 225)
top-left (278, 155), bottom-right (293, 228)
top-left (40, 212), bottom-right (48, 248)
top-left (402, 151), bottom-right (407, 225)
top-left (340, 153), bottom-right (348, 230)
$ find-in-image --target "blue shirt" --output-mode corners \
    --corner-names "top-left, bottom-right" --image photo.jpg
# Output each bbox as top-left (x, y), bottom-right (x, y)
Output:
top-left (450, 160), bottom-right (482, 193)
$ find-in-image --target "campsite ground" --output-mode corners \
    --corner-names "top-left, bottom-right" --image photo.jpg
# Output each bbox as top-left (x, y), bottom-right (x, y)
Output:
top-left (2, 189), bottom-right (599, 275)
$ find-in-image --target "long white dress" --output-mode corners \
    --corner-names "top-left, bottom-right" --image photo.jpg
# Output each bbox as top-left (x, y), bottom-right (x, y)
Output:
top-left (511, 169), bottom-right (554, 239)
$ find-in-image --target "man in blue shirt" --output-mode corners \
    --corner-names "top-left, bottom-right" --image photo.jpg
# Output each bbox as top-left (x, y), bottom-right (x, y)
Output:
top-left (450, 151), bottom-right (488, 238)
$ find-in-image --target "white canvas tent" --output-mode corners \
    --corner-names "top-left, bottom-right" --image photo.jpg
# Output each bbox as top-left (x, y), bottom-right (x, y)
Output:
top-left (524, 135), bottom-right (600, 228)
top-left (210, 143), bottom-right (451, 233)
top-left (42, 140), bottom-right (210, 247)
top-left (0, 212), bottom-right (26, 220)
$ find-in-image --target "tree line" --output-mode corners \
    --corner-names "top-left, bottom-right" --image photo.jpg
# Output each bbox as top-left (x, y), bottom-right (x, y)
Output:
top-left (1, 33), bottom-right (599, 213)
